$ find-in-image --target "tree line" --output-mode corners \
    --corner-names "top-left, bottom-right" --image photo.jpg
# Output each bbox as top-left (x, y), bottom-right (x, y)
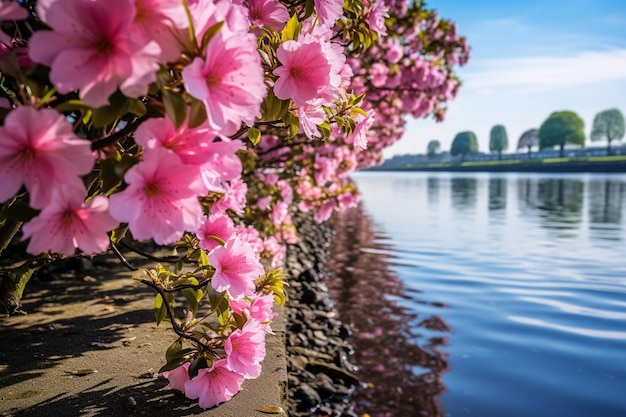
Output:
top-left (426, 108), bottom-right (626, 159)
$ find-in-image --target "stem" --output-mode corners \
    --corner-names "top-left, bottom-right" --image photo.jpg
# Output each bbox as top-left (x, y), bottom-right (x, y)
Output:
top-left (109, 242), bottom-right (138, 271)
top-left (90, 115), bottom-right (150, 151)
top-left (139, 278), bottom-right (215, 354)
top-left (118, 241), bottom-right (184, 264)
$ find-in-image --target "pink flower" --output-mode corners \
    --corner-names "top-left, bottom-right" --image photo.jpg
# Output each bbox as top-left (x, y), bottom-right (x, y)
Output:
top-left (224, 319), bottom-right (266, 378)
top-left (270, 201), bottom-right (289, 225)
top-left (234, 224), bottom-right (265, 253)
top-left (248, 0), bottom-right (289, 31)
top-left (255, 196), bottom-right (272, 211)
top-left (365, 0), bottom-right (389, 37)
top-left (0, 107), bottom-right (94, 209)
top-left (182, 29), bottom-right (266, 136)
top-left (163, 362), bottom-right (190, 392)
top-left (273, 40), bottom-right (332, 106)
top-left (314, 0), bottom-right (343, 27)
top-left (29, 0), bottom-right (160, 107)
top-left (197, 214), bottom-right (235, 252)
top-left (314, 199), bottom-right (336, 223)
top-left (347, 109), bottom-right (375, 150)
top-left (385, 41), bottom-right (403, 63)
top-left (369, 62), bottom-right (389, 88)
top-left (21, 186), bottom-right (118, 256)
top-left (211, 178), bottom-right (248, 215)
top-left (297, 100), bottom-right (326, 139)
top-left (209, 237), bottom-right (264, 299)
top-left (229, 294), bottom-right (277, 332)
top-left (108, 148), bottom-right (205, 245)
top-left (131, 0), bottom-right (188, 63)
top-left (184, 359), bottom-right (244, 408)
top-left (134, 117), bottom-right (243, 192)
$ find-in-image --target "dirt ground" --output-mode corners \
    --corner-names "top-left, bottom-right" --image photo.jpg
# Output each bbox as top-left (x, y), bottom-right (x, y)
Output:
top-left (0, 254), bottom-right (286, 417)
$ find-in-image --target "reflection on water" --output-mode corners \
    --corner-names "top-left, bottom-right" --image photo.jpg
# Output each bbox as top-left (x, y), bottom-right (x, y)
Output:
top-left (328, 207), bottom-right (450, 417)
top-left (328, 172), bottom-right (626, 417)
top-left (488, 178), bottom-right (507, 211)
top-left (450, 177), bottom-right (477, 210)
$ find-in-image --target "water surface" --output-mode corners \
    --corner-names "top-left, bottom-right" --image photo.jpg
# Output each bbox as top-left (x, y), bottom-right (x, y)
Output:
top-left (327, 172), bottom-right (626, 417)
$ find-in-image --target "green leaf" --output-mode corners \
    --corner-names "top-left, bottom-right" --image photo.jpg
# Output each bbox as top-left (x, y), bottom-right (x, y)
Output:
top-left (165, 340), bottom-right (183, 363)
top-left (207, 235), bottom-right (226, 247)
top-left (233, 312), bottom-right (246, 329)
top-left (248, 127), bottom-right (261, 146)
top-left (92, 92), bottom-right (131, 128)
top-left (154, 294), bottom-right (167, 326)
top-left (182, 288), bottom-right (203, 316)
top-left (110, 224), bottom-right (128, 244)
top-left (281, 14), bottom-right (301, 42)
top-left (188, 97), bottom-right (207, 128)
top-left (263, 88), bottom-right (289, 120)
top-left (127, 98), bottom-right (147, 116)
top-left (303, 0), bottom-right (315, 19)
top-left (206, 286), bottom-right (230, 325)
top-left (162, 89), bottom-right (187, 129)
top-left (54, 99), bottom-right (92, 114)
top-left (200, 21), bottom-right (224, 51)
top-left (188, 356), bottom-right (209, 379)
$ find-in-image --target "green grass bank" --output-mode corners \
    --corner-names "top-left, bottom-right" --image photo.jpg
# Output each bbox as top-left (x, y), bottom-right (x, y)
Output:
top-left (370, 155), bottom-right (626, 173)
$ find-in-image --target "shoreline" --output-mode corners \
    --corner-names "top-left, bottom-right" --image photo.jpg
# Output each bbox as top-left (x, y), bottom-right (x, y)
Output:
top-left (368, 159), bottom-right (626, 173)
top-left (283, 213), bottom-right (358, 417)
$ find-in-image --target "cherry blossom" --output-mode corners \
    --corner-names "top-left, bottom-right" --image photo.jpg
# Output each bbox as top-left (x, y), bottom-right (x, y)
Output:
top-left (182, 29), bottom-right (266, 135)
top-left (247, 0), bottom-right (289, 31)
top-left (314, 0), bottom-right (343, 27)
top-left (224, 318), bottom-right (266, 378)
top-left (21, 186), bottom-right (118, 255)
top-left (197, 214), bottom-right (235, 252)
top-left (183, 359), bottom-right (245, 408)
top-left (108, 148), bottom-right (205, 245)
top-left (273, 40), bottom-right (332, 106)
top-left (209, 237), bottom-right (264, 299)
top-left (29, 0), bottom-right (161, 107)
top-left (162, 362), bottom-right (190, 392)
top-left (0, 106), bottom-right (94, 209)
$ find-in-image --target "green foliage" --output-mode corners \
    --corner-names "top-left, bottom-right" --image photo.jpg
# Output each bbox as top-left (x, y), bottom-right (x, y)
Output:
top-left (590, 108), bottom-right (625, 151)
top-left (450, 131), bottom-right (478, 158)
top-left (489, 125), bottom-right (508, 157)
top-left (539, 111), bottom-right (585, 156)
top-left (517, 128), bottom-right (539, 155)
top-left (426, 139), bottom-right (440, 157)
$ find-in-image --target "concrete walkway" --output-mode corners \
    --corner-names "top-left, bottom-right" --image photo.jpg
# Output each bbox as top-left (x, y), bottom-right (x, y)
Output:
top-left (0, 255), bottom-right (287, 417)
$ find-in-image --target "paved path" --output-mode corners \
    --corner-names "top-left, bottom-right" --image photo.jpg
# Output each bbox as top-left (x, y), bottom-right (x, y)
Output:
top-left (0, 254), bottom-right (287, 417)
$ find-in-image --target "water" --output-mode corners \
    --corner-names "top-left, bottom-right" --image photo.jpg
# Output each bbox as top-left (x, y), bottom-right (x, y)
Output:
top-left (327, 172), bottom-right (626, 417)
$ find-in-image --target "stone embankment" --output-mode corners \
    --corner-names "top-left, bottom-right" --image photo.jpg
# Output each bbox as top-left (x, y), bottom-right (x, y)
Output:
top-left (284, 214), bottom-right (359, 417)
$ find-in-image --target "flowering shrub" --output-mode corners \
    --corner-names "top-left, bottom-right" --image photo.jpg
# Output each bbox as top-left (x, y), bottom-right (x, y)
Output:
top-left (0, 0), bottom-right (467, 409)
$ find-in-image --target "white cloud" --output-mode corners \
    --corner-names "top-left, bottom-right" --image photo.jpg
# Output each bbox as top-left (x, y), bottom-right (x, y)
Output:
top-left (463, 49), bottom-right (626, 94)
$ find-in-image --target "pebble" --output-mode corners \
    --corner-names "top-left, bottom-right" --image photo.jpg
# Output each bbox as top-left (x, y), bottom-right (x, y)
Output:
top-left (284, 213), bottom-right (358, 417)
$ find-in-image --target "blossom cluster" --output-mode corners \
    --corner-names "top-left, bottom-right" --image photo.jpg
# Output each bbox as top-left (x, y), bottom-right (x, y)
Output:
top-left (0, 0), bottom-right (467, 409)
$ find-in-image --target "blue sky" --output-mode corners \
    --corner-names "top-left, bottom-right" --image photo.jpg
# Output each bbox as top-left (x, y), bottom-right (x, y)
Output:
top-left (383, 0), bottom-right (626, 157)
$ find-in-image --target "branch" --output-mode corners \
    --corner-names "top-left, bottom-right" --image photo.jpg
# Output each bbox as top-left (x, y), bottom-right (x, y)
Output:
top-left (90, 115), bottom-right (150, 151)
top-left (139, 278), bottom-right (216, 354)
top-left (109, 242), bottom-right (138, 271)
top-left (118, 240), bottom-right (184, 264)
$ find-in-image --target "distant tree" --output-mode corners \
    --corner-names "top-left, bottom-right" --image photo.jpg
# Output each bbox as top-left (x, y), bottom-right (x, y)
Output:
top-left (538, 111), bottom-right (585, 157)
top-left (590, 108), bottom-right (625, 155)
top-left (489, 124), bottom-right (508, 159)
top-left (517, 128), bottom-right (539, 157)
top-left (450, 131), bottom-right (478, 160)
top-left (427, 139), bottom-right (441, 158)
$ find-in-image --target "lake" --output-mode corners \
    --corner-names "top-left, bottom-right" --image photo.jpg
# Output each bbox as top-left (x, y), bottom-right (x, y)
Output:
top-left (327, 171), bottom-right (626, 417)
